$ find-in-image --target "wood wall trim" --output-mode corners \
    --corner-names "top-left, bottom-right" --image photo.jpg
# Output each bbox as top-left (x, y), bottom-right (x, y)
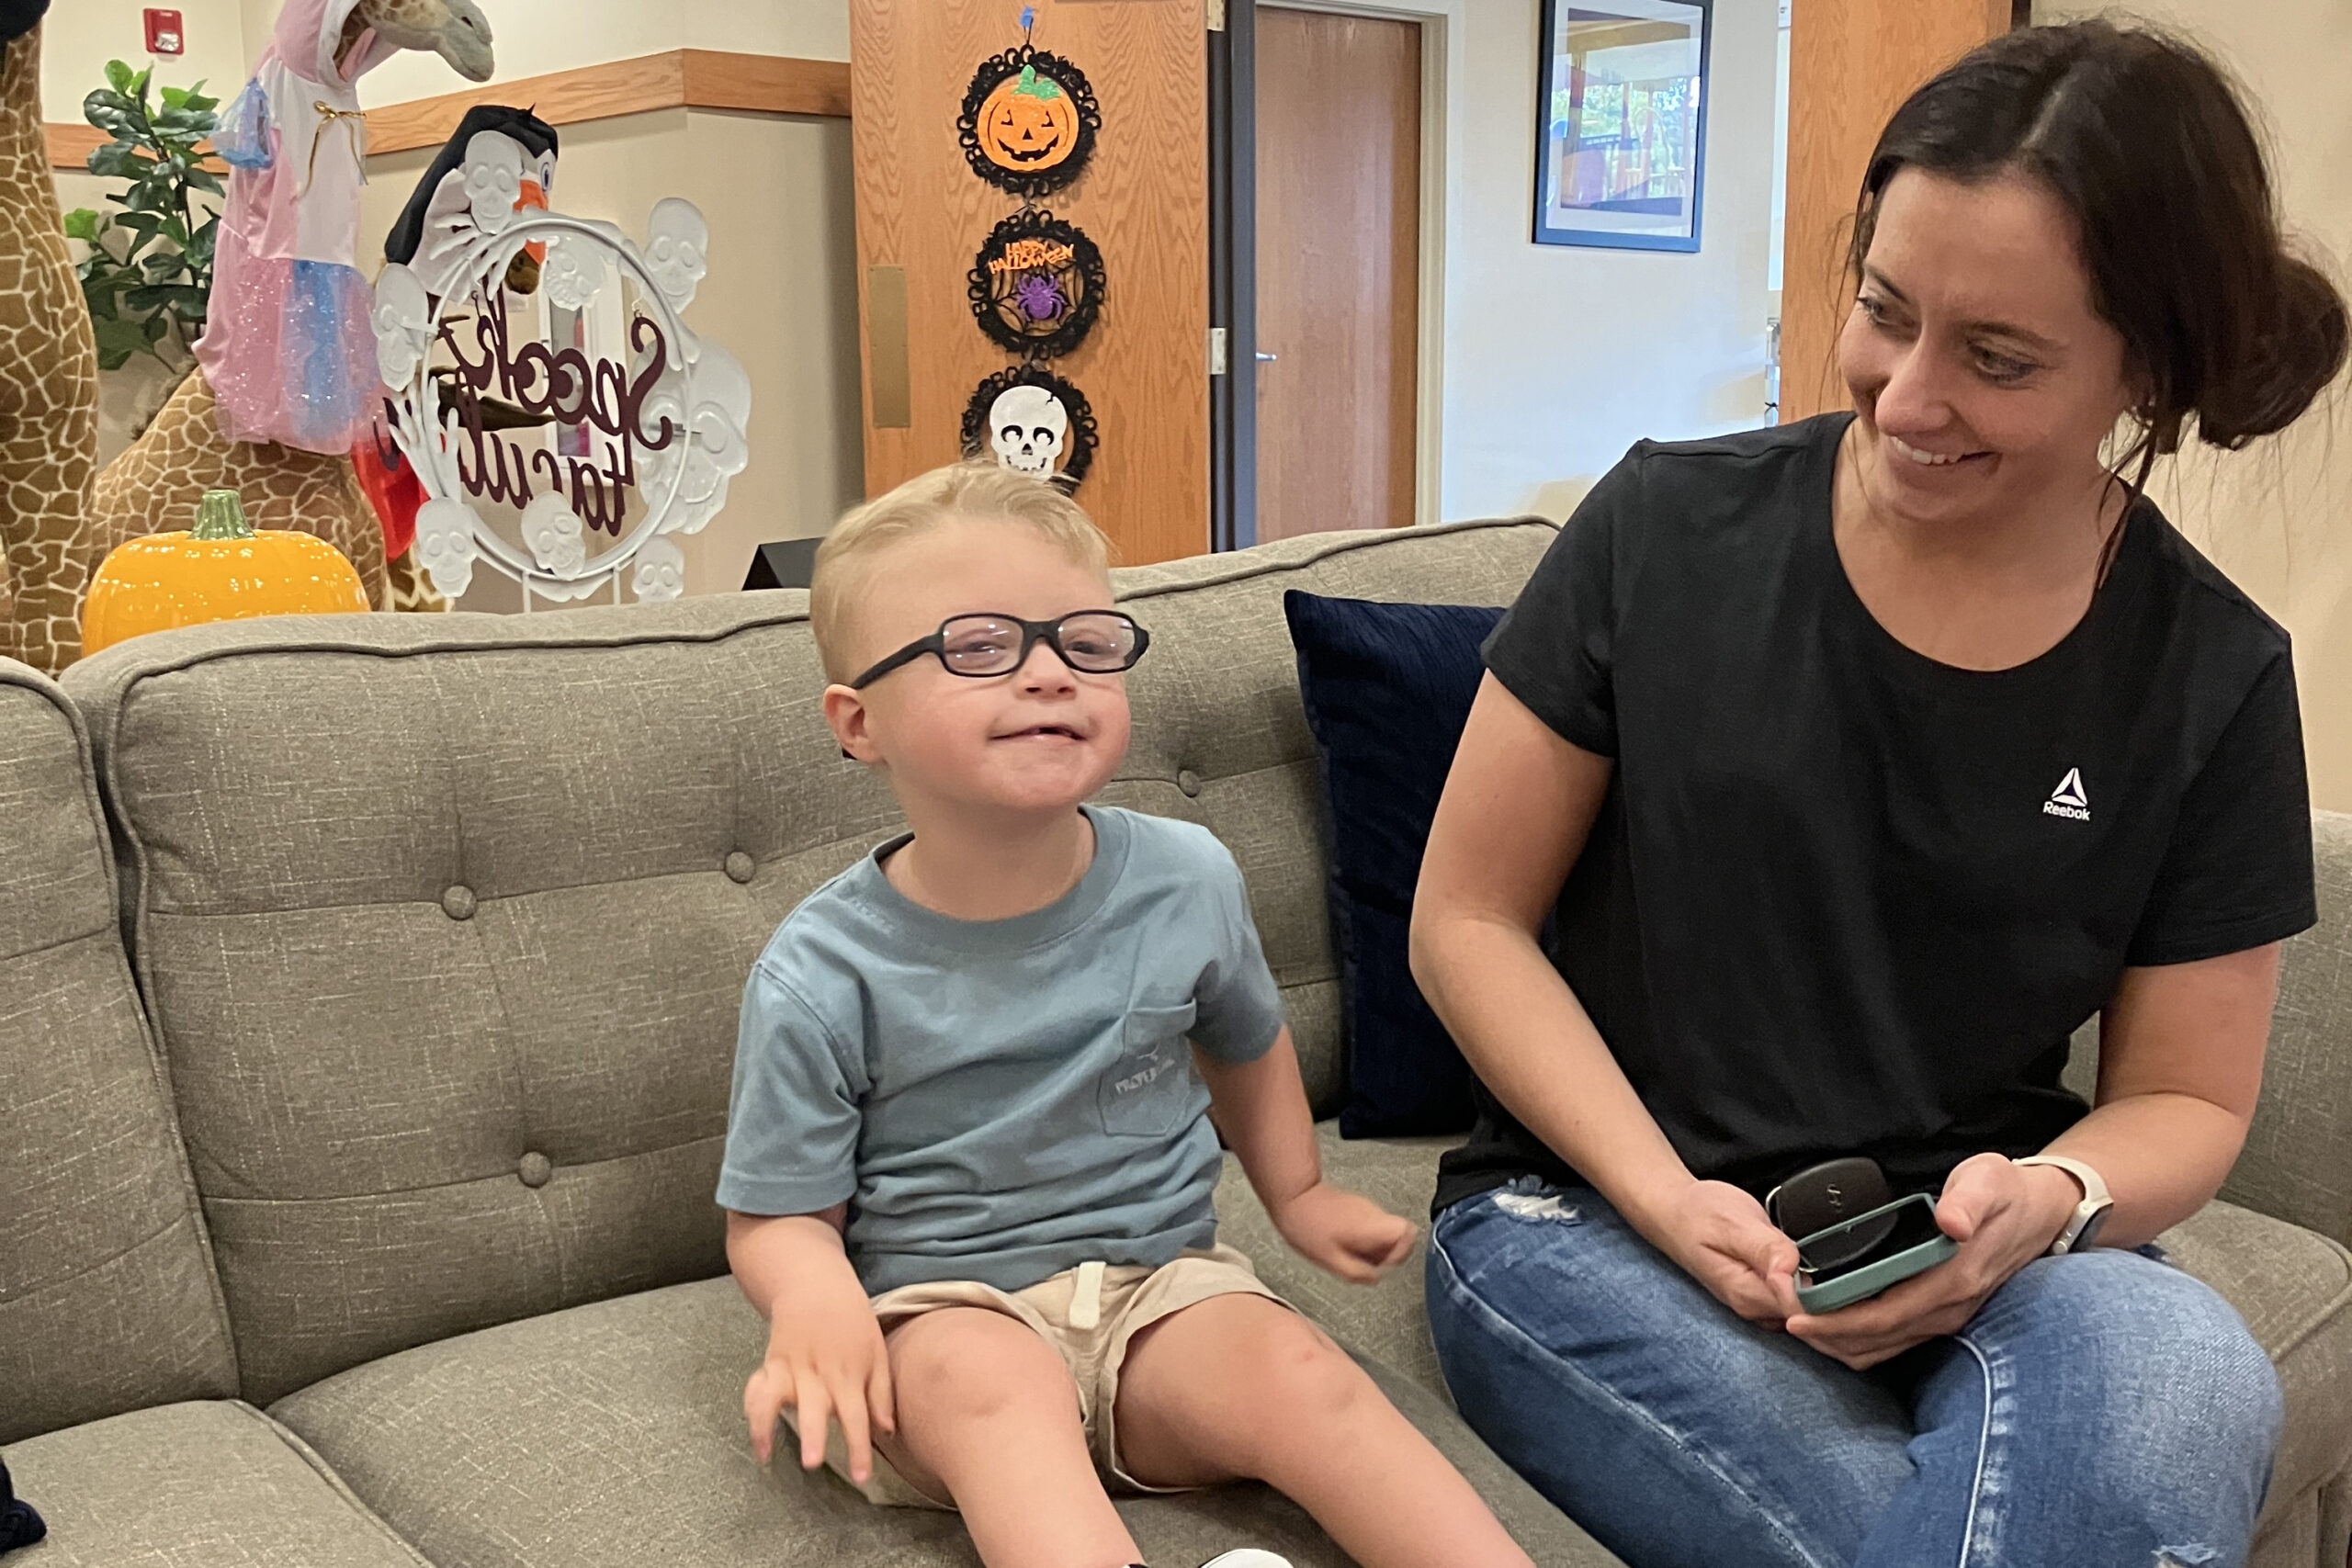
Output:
top-left (46, 49), bottom-right (849, 171)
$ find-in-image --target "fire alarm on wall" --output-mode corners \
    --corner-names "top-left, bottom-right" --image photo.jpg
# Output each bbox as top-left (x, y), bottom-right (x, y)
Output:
top-left (144, 8), bottom-right (186, 56)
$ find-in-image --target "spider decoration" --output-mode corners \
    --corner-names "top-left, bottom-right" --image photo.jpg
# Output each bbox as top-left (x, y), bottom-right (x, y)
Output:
top-left (957, 45), bottom-right (1102, 198)
top-left (962, 364), bottom-right (1100, 491)
top-left (1015, 274), bottom-right (1065, 321)
top-left (967, 209), bottom-right (1106, 357)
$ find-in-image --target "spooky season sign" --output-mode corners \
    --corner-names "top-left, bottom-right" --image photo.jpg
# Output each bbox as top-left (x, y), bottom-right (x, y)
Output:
top-left (371, 130), bottom-right (750, 603)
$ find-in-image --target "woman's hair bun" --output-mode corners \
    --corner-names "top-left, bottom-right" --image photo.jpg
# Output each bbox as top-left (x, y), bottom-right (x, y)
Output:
top-left (2195, 253), bottom-right (2350, 449)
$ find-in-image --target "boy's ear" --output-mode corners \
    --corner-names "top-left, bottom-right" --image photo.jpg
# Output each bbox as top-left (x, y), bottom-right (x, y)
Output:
top-left (822, 683), bottom-right (879, 765)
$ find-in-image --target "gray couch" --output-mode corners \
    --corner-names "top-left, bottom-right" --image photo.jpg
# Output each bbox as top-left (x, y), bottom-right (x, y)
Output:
top-left (3, 519), bottom-right (2346, 1568)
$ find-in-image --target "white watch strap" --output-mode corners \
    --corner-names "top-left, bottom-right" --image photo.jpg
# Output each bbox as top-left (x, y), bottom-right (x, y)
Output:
top-left (2015, 1154), bottom-right (2112, 1254)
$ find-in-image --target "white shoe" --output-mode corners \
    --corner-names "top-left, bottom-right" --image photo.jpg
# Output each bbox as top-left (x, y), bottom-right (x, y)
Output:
top-left (1198, 1554), bottom-right (1295, 1568)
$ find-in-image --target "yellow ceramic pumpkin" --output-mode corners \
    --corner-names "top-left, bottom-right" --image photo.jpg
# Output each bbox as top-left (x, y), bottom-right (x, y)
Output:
top-left (80, 489), bottom-right (371, 658)
top-left (979, 69), bottom-right (1080, 173)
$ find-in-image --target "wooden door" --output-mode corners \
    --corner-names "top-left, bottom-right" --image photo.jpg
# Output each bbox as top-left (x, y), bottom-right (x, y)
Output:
top-left (1254, 8), bottom-right (1419, 542)
top-left (1778, 0), bottom-right (2016, 423)
top-left (849, 0), bottom-right (1210, 565)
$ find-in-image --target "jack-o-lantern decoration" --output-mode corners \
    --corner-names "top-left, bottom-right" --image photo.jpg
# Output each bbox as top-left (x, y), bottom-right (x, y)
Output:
top-left (80, 490), bottom-right (371, 657)
top-left (959, 48), bottom-right (1101, 197)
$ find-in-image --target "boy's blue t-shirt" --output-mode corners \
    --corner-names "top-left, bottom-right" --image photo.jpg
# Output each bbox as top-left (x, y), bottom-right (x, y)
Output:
top-left (717, 806), bottom-right (1288, 1294)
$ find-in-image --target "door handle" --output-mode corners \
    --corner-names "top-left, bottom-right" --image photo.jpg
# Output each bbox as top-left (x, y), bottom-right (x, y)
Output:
top-left (1256, 352), bottom-right (1278, 362)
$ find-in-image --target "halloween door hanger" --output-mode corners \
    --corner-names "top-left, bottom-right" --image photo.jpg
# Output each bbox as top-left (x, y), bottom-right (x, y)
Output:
top-left (967, 209), bottom-right (1105, 356)
top-left (963, 365), bottom-right (1098, 490)
top-left (959, 45), bottom-right (1102, 197)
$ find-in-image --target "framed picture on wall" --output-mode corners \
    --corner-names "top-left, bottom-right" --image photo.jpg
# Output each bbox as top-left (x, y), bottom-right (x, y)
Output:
top-left (1533, 0), bottom-right (1713, 252)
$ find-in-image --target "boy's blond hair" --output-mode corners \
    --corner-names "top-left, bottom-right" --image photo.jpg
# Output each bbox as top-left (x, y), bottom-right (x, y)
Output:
top-left (810, 462), bottom-right (1114, 683)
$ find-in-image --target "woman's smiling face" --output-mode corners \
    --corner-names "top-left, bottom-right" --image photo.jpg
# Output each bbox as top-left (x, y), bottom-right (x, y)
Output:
top-left (1838, 167), bottom-right (2140, 531)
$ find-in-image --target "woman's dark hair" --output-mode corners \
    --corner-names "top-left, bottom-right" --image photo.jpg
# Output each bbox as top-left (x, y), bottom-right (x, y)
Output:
top-left (1849, 20), bottom-right (2348, 489)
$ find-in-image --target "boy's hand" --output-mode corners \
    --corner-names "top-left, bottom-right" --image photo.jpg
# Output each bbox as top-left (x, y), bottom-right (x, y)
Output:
top-left (1269, 1180), bottom-right (1419, 1283)
top-left (728, 1209), bottom-right (895, 1487)
top-left (744, 1284), bottom-right (896, 1485)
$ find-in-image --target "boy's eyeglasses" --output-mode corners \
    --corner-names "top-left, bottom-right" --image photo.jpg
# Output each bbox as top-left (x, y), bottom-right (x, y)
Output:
top-left (848, 611), bottom-right (1151, 690)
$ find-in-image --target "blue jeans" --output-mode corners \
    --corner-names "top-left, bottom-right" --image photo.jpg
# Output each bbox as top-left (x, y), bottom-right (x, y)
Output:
top-left (1427, 1180), bottom-right (2283, 1568)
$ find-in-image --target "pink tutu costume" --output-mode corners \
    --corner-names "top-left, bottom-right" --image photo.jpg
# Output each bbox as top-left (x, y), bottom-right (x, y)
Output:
top-left (198, 0), bottom-right (397, 453)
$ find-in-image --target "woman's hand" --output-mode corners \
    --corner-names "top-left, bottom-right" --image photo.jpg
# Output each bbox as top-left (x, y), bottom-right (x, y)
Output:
top-left (1786, 1154), bottom-right (2077, 1369)
top-left (1638, 1179), bottom-right (1804, 1327)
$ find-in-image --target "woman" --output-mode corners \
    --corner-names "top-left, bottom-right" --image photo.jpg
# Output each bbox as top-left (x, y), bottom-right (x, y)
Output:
top-left (1411, 21), bottom-right (2346, 1568)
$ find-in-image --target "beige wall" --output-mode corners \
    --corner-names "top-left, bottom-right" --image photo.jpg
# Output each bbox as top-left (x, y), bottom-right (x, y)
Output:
top-left (1422, 0), bottom-right (1783, 522)
top-left (2040, 0), bottom-right (2352, 810)
top-left (40, 0), bottom-right (250, 119)
top-left (361, 0), bottom-right (850, 104)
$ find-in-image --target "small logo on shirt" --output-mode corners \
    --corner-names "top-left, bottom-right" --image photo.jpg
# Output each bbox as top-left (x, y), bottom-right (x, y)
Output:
top-left (2042, 768), bottom-right (2090, 822)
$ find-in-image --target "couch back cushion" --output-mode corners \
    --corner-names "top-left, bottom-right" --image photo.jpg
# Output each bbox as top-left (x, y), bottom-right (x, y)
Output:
top-left (61, 520), bottom-right (1555, 1402)
top-left (0, 660), bottom-right (237, 1441)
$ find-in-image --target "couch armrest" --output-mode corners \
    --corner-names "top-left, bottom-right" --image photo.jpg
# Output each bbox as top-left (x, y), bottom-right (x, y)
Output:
top-left (2223, 810), bottom-right (2352, 1247)
top-left (2064, 812), bottom-right (2352, 1247)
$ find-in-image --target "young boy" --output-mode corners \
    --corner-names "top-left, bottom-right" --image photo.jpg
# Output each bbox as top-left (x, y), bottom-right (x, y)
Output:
top-left (718, 464), bottom-right (1538, 1568)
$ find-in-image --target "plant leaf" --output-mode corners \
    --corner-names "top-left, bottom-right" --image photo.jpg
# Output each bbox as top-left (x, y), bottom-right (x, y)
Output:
top-left (85, 143), bottom-right (144, 178)
top-left (92, 313), bottom-right (151, 366)
top-left (62, 208), bottom-right (101, 242)
top-left (104, 60), bottom-right (135, 95)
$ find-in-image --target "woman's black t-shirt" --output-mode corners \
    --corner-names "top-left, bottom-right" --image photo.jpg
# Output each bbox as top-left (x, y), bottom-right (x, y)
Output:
top-left (1432, 413), bottom-right (2317, 1213)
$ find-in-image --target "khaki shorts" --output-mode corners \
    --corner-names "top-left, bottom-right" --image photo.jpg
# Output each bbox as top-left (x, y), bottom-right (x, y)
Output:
top-left (786, 1244), bottom-right (1290, 1509)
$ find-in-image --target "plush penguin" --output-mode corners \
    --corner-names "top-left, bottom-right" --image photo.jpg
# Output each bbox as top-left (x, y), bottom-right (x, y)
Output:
top-left (382, 102), bottom-right (560, 298)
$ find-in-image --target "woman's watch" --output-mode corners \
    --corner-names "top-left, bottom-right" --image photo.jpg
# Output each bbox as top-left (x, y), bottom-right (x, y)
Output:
top-left (2014, 1155), bottom-right (2114, 1255)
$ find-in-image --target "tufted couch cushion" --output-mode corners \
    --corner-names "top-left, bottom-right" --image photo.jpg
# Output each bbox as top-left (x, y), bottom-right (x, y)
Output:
top-left (57, 519), bottom-right (1557, 1406)
top-left (0, 660), bottom-right (237, 1444)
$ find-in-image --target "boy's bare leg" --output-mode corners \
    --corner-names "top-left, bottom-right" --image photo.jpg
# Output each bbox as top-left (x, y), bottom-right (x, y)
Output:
top-left (1114, 1295), bottom-right (1537, 1568)
top-left (879, 1307), bottom-right (1141, 1568)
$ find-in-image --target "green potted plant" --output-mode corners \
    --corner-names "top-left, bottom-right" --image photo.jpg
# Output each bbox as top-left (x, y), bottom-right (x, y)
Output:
top-left (61, 61), bottom-right (225, 373)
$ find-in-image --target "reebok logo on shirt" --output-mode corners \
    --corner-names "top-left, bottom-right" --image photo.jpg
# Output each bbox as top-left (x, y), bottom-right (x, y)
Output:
top-left (2042, 768), bottom-right (2090, 822)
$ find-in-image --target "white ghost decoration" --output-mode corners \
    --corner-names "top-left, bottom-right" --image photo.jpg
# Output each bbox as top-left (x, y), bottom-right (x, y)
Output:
top-left (989, 385), bottom-right (1069, 478)
top-left (519, 491), bottom-right (587, 576)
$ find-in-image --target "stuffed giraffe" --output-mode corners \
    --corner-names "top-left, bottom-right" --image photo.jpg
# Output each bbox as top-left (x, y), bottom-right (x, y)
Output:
top-left (0, 12), bottom-right (101, 674)
top-left (83, 0), bottom-right (492, 617)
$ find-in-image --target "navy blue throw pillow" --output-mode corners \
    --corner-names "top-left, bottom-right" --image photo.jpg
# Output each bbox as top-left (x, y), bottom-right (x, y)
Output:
top-left (1283, 591), bottom-right (1503, 1138)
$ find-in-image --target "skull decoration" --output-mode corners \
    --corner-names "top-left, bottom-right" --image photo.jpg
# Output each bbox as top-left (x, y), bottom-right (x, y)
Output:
top-left (414, 498), bottom-right (480, 598)
top-left (644, 198), bottom-right (711, 310)
top-left (989, 384), bottom-right (1069, 478)
top-left (632, 537), bottom-right (686, 602)
top-left (520, 492), bottom-right (586, 576)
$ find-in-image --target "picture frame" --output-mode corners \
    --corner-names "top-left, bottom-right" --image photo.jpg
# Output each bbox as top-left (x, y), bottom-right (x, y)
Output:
top-left (1532, 0), bottom-right (1713, 253)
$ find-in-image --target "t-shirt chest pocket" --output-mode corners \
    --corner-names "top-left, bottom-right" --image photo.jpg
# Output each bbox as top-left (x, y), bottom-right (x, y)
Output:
top-left (1099, 1000), bottom-right (1198, 1138)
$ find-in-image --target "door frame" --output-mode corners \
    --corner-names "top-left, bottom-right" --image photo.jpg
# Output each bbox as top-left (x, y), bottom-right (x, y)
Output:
top-left (1217, 0), bottom-right (1450, 543)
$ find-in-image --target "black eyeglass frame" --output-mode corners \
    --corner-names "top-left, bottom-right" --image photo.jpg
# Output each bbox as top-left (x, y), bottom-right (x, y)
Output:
top-left (846, 610), bottom-right (1152, 691)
